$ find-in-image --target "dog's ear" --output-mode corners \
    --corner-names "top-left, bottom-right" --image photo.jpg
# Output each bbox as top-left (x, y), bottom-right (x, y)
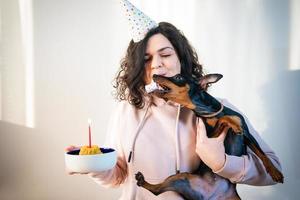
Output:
top-left (199, 74), bottom-right (223, 89)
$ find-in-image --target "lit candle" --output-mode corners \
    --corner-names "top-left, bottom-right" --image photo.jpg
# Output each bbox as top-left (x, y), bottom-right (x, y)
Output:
top-left (88, 118), bottom-right (92, 148)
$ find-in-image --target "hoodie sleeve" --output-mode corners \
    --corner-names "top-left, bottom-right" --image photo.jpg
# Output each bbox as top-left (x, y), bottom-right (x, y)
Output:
top-left (88, 102), bottom-right (128, 188)
top-left (213, 99), bottom-right (282, 185)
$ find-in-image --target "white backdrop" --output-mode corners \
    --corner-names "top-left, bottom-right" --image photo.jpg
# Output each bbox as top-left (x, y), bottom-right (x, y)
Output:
top-left (0, 0), bottom-right (299, 199)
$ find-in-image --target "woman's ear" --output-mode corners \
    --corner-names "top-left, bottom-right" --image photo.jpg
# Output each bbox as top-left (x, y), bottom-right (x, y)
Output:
top-left (199, 74), bottom-right (223, 89)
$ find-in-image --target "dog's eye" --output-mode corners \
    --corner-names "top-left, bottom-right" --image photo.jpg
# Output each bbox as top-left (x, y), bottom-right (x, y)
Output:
top-left (172, 74), bottom-right (186, 86)
top-left (174, 74), bottom-right (184, 81)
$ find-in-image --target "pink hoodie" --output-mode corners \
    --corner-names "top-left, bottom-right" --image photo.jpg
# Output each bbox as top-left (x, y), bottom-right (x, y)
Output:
top-left (89, 96), bottom-right (282, 199)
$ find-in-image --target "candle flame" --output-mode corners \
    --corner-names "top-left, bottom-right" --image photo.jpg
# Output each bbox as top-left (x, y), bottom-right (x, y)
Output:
top-left (88, 118), bottom-right (92, 125)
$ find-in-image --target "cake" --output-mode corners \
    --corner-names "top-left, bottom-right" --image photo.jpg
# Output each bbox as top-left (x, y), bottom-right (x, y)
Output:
top-left (79, 145), bottom-right (102, 155)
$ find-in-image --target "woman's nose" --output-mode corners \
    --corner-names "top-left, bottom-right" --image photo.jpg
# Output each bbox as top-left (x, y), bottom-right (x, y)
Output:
top-left (151, 56), bottom-right (162, 69)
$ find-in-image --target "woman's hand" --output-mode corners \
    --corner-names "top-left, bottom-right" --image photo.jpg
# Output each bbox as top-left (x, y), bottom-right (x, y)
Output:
top-left (195, 118), bottom-right (227, 172)
top-left (65, 145), bottom-right (88, 175)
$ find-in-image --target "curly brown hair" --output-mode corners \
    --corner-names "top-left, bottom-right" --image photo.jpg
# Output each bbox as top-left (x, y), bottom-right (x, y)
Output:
top-left (113, 22), bottom-right (204, 109)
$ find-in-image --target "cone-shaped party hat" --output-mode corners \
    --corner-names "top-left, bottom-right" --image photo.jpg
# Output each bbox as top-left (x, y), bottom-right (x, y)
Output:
top-left (120, 0), bottom-right (158, 42)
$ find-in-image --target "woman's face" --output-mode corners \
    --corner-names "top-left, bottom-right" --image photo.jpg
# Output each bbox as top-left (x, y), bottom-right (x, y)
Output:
top-left (144, 33), bottom-right (181, 84)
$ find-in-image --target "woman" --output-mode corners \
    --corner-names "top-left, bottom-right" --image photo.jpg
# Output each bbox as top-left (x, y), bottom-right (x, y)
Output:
top-left (67, 22), bottom-right (282, 199)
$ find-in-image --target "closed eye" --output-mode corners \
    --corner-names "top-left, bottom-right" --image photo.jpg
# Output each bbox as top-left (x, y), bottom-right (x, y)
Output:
top-left (144, 56), bottom-right (152, 62)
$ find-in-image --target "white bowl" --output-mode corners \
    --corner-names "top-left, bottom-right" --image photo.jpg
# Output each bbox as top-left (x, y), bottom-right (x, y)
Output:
top-left (65, 147), bottom-right (117, 173)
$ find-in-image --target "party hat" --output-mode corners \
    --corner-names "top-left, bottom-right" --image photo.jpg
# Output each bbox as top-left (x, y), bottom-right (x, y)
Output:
top-left (120, 0), bottom-right (158, 42)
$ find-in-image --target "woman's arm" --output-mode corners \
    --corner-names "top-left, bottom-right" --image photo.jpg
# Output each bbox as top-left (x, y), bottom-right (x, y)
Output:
top-left (88, 102), bottom-right (129, 188)
top-left (88, 156), bottom-right (128, 188)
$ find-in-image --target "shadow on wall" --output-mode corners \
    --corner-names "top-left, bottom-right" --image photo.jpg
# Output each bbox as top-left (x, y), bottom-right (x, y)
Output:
top-left (0, 121), bottom-right (121, 200)
top-left (260, 69), bottom-right (300, 199)
top-left (238, 70), bottom-right (300, 199)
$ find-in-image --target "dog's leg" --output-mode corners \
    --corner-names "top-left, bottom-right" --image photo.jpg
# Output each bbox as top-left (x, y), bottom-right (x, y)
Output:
top-left (207, 116), bottom-right (243, 139)
top-left (210, 122), bottom-right (230, 138)
top-left (219, 116), bottom-right (243, 133)
top-left (135, 172), bottom-right (204, 199)
top-left (244, 135), bottom-right (284, 183)
top-left (212, 116), bottom-right (284, 183)
top-left (135, 172), bottom-right (170, 196)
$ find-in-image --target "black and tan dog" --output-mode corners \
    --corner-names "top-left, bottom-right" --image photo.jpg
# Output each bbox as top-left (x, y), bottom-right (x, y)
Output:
top-left (135, 74), bottom-right (284, 200)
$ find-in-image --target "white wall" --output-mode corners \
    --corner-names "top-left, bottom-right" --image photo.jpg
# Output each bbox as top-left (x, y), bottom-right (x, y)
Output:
top-left (0, 0), bottom-right (299, 199)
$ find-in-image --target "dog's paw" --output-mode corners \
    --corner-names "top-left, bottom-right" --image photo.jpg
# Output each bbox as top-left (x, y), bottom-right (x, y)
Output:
top-left (135, 172), bottom-right (146, 186)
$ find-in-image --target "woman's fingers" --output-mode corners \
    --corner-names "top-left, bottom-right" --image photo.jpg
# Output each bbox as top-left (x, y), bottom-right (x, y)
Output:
top-left (67, 171), bottom-right (76, 175)
top-left (65, 145), bottom-right (80, 152)
top-left (65, 167), bottom-right (76, 175)
top-left (217, 130), bottom-right (227, 142)
top-left (65, 167), bottom-right (89, 175)
top-left (197, 118), bottom-right (208, 142)
top-left (197, 118), bottom-right (228, 143)
top-left (217, 125), bottom-right (229, 142)
top-left (65, 146), bottom-right (88, 175)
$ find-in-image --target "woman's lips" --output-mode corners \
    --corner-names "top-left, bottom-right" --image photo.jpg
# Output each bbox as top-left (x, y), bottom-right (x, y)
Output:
top-left (153, 73), bottom-right (167, 77)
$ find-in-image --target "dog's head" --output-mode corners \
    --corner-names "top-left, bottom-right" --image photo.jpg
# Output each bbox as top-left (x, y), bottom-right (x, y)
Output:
top-left (152, 73), bottom-right (223, 116)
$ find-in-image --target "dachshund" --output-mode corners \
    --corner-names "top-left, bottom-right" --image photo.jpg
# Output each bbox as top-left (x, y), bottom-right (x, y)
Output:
top-left (135, 73), bottom-right (284, 200)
